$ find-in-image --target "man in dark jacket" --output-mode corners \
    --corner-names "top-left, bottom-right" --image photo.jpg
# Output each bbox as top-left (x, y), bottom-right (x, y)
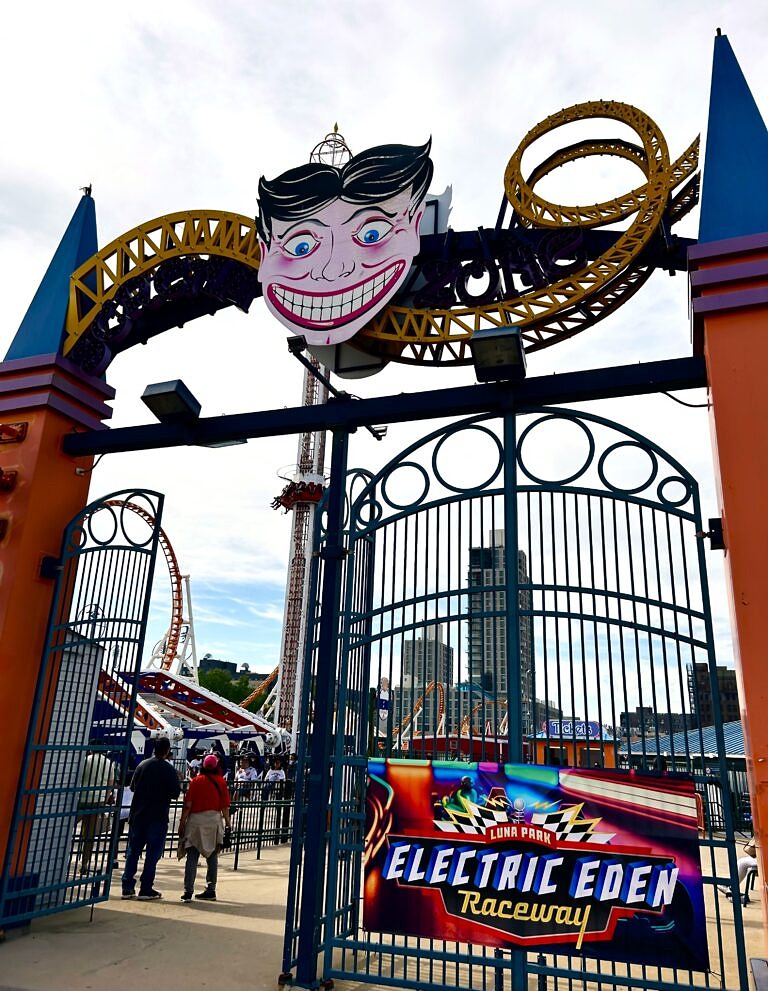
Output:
top-left (121, 736), bottom-right (181, 900)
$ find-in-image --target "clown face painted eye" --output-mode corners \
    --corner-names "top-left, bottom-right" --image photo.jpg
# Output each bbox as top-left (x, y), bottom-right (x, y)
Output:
top-left (353, 218), bottom-right (394, 246)
top-left (283, 231), bottom-right (320, 257)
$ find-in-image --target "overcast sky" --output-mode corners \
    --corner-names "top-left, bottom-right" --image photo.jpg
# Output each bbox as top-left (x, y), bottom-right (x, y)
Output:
top-left (2, 1), bottom-right (767, 675)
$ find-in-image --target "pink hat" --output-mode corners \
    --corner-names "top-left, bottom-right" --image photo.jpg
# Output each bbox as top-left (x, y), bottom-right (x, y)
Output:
top-left (203, 754), bottom-right (219, 771)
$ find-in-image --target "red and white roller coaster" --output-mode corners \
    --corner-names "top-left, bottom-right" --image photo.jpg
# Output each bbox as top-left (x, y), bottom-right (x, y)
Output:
top-left (95, 500), bottom-right (282, 748)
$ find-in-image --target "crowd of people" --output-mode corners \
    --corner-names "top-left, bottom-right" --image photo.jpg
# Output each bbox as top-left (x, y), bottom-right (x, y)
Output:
top-left (76, 737), bottom-right (295, 904)
top-left (186, 741), bottom-right (293, 798)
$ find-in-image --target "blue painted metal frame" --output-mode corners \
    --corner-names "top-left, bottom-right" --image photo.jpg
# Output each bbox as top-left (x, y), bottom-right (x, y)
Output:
top-left (0, 490), bottom-right (163, 928)
top-left (62, 356), bottom-right (707, 457)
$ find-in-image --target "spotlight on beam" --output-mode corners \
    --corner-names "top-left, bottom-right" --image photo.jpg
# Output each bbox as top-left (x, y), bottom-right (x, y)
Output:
top-left (141, 380), bottom-right (202, 423)
top-left (469, 328), bottom-right (527, 383)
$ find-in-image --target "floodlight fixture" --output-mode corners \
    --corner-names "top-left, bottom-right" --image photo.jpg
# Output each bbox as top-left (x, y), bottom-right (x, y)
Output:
top-left (470, 327), bottom-right (527, 383)
top-left (287, 335), bottom-right (308, 355)
top-left (141, 380), bottom-right (202, 423)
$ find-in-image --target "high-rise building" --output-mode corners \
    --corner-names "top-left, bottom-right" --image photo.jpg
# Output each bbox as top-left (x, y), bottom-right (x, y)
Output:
top-left (467, 529), bottom-right (533, 733)
top-left (688, 662), bottom-right (741, 728)
top-left (396, 626), bottom-right (453, 737)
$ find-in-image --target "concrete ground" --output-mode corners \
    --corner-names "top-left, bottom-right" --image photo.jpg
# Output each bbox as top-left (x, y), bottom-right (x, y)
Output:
top-left (0, 843), bottom-right (765, 991)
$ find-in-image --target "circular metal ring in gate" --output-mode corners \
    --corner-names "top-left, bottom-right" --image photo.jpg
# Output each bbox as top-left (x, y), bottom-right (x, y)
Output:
top-left (597, 440), bottom-right (658, 496)
top-left (516, 413), bottom-right (595, 486)
top-left (431, 424), bottom-right (504, 494)
top-left (86, 503), bottom-right (119, 547)
top-left (381, 460), bottom-right (431, 511)
top-left (656, 474), bottom-right (693, 509)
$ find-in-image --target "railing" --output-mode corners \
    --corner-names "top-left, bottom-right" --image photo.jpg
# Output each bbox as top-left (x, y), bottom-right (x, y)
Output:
top-left (112, 779), bottom-right (295, 865)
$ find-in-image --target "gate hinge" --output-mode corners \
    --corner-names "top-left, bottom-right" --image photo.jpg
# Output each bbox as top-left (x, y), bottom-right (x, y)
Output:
top-left (319, 544), bottom-right (348, 560)
top-left (696, 517), bottom-right (725, 551)
top-left (39, 555), bottom-right (62, 580)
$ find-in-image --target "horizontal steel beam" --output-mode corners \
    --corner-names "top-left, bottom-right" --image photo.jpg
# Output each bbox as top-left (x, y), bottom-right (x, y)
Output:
top-left (62, 356), bottom-right (707, 457)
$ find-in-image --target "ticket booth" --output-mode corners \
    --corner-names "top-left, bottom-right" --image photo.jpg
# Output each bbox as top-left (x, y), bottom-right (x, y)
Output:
top-left (531, 720), bottom-right (617, 769)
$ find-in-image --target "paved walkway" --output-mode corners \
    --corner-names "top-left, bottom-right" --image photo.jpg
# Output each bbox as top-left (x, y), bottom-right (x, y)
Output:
top-left (0, 847), bottom-right (291, 991)
top-left (0, 844), bottom-right (764, 991)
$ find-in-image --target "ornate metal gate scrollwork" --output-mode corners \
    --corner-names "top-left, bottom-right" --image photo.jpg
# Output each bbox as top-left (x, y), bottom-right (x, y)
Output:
top-left (284, 410), bottom-right (748, 991)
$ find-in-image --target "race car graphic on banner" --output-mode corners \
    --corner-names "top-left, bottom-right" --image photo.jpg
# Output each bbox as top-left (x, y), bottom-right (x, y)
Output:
top-left (364, 761), bottom-right (708, 971)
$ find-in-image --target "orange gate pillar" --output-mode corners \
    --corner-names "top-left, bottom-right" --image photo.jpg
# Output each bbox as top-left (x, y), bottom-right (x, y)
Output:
top-left (690, 32), bottom-right (768, 932)
top-left (0, 354), bottom-right (113, 869)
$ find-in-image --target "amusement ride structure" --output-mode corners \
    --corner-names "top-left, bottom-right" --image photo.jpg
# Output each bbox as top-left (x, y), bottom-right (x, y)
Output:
top-left (270, 359), bottom-right (327, 741)
top-left (90, 499), bottom-right (282, 752)
top-left (7, 40), bottom-right (768, 990)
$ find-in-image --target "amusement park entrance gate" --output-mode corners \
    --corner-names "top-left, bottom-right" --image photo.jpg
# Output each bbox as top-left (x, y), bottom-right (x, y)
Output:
top-left (0, 490), bottom-right (163, 927)
top-left (283, 410), bottom-right (749, 991)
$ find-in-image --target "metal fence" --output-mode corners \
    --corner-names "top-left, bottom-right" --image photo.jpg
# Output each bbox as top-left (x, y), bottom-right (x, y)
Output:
top-left (109, 779), bottom-right (295, 864)
top-left (283, 411), bottom-right (750, 991)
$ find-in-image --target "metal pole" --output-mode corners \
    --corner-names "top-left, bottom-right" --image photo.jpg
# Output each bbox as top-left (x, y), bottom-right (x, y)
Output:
top-left (183, 575), bottom-right (199, 683)
top-left (233, 804), bottom-right (242, 872)
top-left (294, 427), bottom-right (350, 989)
top-left (503, 412), bottom-right (526, 991)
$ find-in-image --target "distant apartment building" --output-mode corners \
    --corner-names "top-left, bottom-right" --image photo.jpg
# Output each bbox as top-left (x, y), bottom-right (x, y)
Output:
top-left (688, 662), bottom-right (740, 728)
top-left (396, 626), bottom-right (454, 737)
top-left (620, 706), bottom-right (692, 738)
top-left (467, 529), bottom-right (534, 734)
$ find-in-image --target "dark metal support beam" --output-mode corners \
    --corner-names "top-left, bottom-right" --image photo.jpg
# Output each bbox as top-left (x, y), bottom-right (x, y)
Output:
top-left (63, 356), bottom-right (707, 457)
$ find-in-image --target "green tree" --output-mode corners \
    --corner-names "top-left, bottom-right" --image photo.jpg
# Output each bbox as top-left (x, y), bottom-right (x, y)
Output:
top-left (233, 675), bottom-right (252, 702)
top-left (199, 668), bottom-right (238, 701)
top-left (199, 669), bottom-right (256, 708)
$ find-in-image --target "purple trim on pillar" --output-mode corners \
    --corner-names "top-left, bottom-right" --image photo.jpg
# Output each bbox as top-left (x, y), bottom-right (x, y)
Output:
top-left (690, 282), bottom-right (768, 355)
top-left (692, 286), bottom-right (768, 316)
top-left (0, 392), bottom-right (110, 432)
top-left (690, 258), bottom-right (768, 289)
top-left (0, 351), bottom-right (114, 428)
top-left (0, 372), bottom-right (114, 420)
top-left (0, 353), bottom-right (115, 400)
top-left (688, 231), bottom-right (768, 263)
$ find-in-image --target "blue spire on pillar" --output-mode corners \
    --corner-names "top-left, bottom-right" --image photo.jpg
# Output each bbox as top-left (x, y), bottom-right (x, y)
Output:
top-left (698, 32), bottom-right (768, 244)
top-left (4, 192), bottom-right (97, 361)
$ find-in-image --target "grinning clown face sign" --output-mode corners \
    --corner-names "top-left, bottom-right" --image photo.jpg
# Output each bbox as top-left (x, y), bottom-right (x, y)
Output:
top-left (256, 141), bottom-right (433, 347)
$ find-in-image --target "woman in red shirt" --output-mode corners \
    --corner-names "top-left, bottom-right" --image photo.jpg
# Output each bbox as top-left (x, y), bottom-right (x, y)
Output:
top-left (178, 754), bottom-right (232, 901)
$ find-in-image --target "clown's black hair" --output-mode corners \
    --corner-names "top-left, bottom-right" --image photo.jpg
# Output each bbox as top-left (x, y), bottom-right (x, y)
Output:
top-left (257, 139), bottom-right (433, 244)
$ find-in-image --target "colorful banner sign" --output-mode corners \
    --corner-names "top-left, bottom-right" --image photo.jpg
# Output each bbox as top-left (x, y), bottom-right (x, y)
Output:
top-left (365, 761), bottom-right (708, 970)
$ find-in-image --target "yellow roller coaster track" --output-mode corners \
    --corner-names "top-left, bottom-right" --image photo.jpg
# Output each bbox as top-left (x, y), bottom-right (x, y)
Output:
top-left (460, 698), bottom-right (508, 737)
top-left (62, 210), bottom-right (261, 356)
top-left (60, 102), bottom-right (696, 369)
top-left (395, 681), bottom-right (446, 739)
top-left (354, 101), bottom-right (698, 363)
top-left (239, 664), bottom-right (279, 710)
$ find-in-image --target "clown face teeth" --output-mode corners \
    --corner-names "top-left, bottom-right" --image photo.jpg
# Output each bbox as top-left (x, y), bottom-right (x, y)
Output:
top-left (269, 260), bottom-right (405, 329)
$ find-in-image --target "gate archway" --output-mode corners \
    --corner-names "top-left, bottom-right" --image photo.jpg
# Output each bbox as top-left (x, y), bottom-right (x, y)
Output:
top-left (284, 409), bottom-right (748, 991)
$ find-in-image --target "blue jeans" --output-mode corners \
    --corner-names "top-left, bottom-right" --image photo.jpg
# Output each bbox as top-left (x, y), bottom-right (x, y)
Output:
top-left (121, 819), bottom-right (167, 895)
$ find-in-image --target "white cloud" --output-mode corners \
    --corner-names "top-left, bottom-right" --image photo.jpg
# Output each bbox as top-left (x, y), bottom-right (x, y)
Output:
top-left (2, 0), bottom-right (765, 689)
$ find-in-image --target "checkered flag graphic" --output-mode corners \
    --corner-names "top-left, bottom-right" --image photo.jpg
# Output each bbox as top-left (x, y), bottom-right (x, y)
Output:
top-left (530, 804), bottom-right (613, 844)
top-left (434, 800), bottom-right (511, 834)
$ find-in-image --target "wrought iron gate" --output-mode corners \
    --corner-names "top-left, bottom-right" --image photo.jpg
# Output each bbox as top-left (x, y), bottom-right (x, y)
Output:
top-left (0, 489), bottom-right (163, 928)
top-left (284, 409), bottom-right (749, 991)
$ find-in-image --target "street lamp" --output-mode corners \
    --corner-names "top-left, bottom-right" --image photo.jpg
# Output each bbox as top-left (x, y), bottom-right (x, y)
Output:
top-left (141, 380), bottom-right (202, 423)
top-left (470, 327), bottom-right (527, 383)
